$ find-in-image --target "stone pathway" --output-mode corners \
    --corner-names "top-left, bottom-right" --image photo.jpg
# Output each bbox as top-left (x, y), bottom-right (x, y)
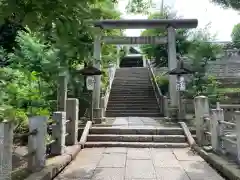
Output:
top-left (55, 147), bottom-right (225, 180)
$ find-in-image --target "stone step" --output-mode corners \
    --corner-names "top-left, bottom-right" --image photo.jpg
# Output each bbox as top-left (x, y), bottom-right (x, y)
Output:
top-left (84, 142), bottom-right (189, 148)
top-left (89, 127), bottom-right (185, 135)
top-left (109, 92), bottom-right (155, 95)
top-left (106, 109), bottom-right (160, 113)
top-left (109, 95), bottom-right (156, 98)
top-left (111, 84), bottom-right (152, 86)
top-left (108, 97), bottom-right (157, 101)
top-left (111, 86), bottom-right (153, 88)
top-left (112, 78), bottom-right (150, 80)
top-left (108, 100), bottom-right (159, 104)
top-left (107, 104), bottom-right (158, 108)
top-left (87, 134), bottom-right (186, 143)
top-left (106, 112), bottom-right (161, 117)
top-left (106, 106), bottom-right (160, 110)
top-left (110, 90), bottom-right (155, 94)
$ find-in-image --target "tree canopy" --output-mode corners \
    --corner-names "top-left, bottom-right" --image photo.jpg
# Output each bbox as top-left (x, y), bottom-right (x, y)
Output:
top-left (231, 23), bottom-right (240, 48)
top-left (210, 0), bottom-right (240, 10)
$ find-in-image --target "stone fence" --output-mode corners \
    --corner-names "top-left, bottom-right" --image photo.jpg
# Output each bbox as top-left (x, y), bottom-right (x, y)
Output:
top-left (194, 96), bottom-right (240, 163)
top-left (0, 100), bottom-right (79, 179)
top-left (0, 74), bottom-right (84, 179)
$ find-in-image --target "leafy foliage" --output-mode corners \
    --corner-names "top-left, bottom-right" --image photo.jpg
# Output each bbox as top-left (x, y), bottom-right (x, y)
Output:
top-left (0, 0), bottom-right (125, 129)
top-left (184, 29), bottom-right (224, 103)
top-left (231, 23), bottom-right (240, 48)
top-left (210, 0), bottom-right (240, 10)
top-left (140, 10), bottom-right (191, 67)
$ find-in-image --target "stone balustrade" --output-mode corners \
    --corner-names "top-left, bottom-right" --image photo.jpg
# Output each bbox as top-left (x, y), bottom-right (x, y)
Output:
top-left (194, 96), bottom-right (240, 163)
top-left (100, 64), bottom-right (117, 118)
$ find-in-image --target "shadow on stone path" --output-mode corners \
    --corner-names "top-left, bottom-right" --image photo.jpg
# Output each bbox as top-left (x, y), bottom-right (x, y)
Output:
top-left (54, 147), bottom-right (225, 180)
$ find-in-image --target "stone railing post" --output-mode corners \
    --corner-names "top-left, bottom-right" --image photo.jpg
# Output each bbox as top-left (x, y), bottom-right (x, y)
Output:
top-left (58, 74), bottom-right (67, 111)
top-left (163, 96), bottom-right (169, 117)
top-left (66, 98), bottom-right (79, 145)
top-left (235, 111), bottom-right (240, 163)
top-left (0, 121), bottom-right (13, 180)
top-left (28, 116), bottom-right (47, 172)
top-left (194, 96), bottom-right (210, 146)
top-left (51, 112), bottom-right (66, 155)
top-left (100, 96), bottom-right (105, 117)
top-left (211, 107), bottom-right (224, 153)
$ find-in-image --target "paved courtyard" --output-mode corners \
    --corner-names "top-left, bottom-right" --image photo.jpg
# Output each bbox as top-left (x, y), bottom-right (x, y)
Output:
top-left (55, 147), bottom-right (225, 180)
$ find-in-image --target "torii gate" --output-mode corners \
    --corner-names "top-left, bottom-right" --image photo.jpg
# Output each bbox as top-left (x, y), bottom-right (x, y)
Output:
top-left (91, 19), bottom-right (198, 118)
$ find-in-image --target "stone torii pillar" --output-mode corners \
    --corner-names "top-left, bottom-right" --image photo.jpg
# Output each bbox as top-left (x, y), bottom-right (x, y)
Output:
top-left (93, 28), bottom-right (101, 109)
top-left (167, 26), bottom-right (178, 106)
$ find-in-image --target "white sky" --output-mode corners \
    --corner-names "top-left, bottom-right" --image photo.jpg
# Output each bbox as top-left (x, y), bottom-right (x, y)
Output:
top-left (118, 0), bottom-right (240, 41)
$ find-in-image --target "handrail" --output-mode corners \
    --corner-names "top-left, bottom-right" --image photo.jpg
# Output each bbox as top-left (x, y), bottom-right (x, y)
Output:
top-left (146, 59), bottom-right (164, 114)
top-left (103, 64), bottom-right (116, 110)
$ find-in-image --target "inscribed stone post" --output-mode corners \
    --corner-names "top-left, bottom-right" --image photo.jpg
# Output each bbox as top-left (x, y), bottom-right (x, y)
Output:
top-left (66, 98), bottom-right (79, 145)
top-left (28, 116), bottom-right (47, 172)
top-left (194, 96), bottom-right (209, 146)
top-left (58, 75), bottom-right (67, 111)
top-left (51, 112), bottom-right (66, 155)
top-left (211, 108), bottom-right (224, 152)
top-left (0, 121), bottom-right (13, 180)
top-left (235, 111), bottom-right (240, 163)
top-left (167, 26), bottom-right (178, 106)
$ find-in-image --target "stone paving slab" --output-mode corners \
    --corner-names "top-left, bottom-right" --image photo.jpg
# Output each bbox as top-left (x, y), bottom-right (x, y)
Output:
top-left (125, 159), bottom-right (156, 179)
top-left (54, 147), bottom-right (225, 180)
top-left (127, 148), bottom-right (151, 159)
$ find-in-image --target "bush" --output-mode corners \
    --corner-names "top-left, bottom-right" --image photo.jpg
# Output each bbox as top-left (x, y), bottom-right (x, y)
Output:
top-left (155, 75), bottom-right (169, 95)
top-left (185, 75), bottom-right (226, 104)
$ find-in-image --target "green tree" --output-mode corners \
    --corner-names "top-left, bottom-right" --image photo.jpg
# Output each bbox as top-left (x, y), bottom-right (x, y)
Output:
top-left (185, 28), bottom-right (223, 102)
top-left (231, 23), bottom-right (240, 48)
top-left (140, 10), bottom-right (191, 67)
top-left (210, 0), bottom-right (240, 10)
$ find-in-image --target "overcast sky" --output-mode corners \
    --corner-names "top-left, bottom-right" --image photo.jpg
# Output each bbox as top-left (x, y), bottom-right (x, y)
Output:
top-left (118, 0), bottom-right (240, 41)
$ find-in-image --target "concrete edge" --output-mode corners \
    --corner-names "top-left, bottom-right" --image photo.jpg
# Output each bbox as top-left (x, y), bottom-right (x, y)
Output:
top-left (179, 122), bottom-right (240, 180)
top-left (79, 121), bottom-right (92, 148)
top-left (24, 144), bottom-right (81, 180)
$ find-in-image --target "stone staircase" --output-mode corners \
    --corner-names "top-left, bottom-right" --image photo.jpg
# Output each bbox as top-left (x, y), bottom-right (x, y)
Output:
top-left (84, 126), bottom-right (191, 148)
top-left (120, 55), bottom-right (143, 67)
top-left (106, 67), bottom-right (162, 117)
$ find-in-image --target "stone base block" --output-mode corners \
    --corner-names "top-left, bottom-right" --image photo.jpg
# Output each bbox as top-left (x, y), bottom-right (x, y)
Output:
top-left (93, 108), bottom-right (103, 118)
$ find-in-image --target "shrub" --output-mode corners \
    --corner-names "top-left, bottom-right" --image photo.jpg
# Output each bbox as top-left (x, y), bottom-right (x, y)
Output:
top-left (155, 75), bottom-right (169, 95)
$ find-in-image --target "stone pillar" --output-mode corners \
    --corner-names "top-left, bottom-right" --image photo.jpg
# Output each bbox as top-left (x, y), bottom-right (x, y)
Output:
top-left (100, 96), bottom-right (105, 117)
top-left (0, 121), bottom-right (13, 180)
top-left (51, 112), bottom-right (66, 155)
top-left (163, 96), bottom-right (169, 117)
top-left (66, 98), bottom-right (79, 145)
top-left (211, 108), bottom-right (224, 153)
top-left (93, 28), bottom-right (101, 109)
top-left (116, 45), bottom-right (120, 68)
top-left (167, 26), bottom-right (178, 106)
top-left (235, 111), bottom-right (240, 163)
top-left (28, 116), bottom-right (47, 172)
top-left (143, 56), bottom-right (147, 67)
top-left (58, 74), bottom-right (67, 111)
top-left (194, 96), bottom-right (209, 146)
top-left (93, 108), bottom-right (103, 124)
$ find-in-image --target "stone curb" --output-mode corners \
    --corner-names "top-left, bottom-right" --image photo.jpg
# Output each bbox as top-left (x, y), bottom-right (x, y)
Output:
top-left (179, 122), bottom-right (240, 180)
top-left (79, 121), bottom-right (92, 148)
top-left (24, 121), bottom-right (93, 180)
top-left (24, 144), bottom-right (82, 180)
